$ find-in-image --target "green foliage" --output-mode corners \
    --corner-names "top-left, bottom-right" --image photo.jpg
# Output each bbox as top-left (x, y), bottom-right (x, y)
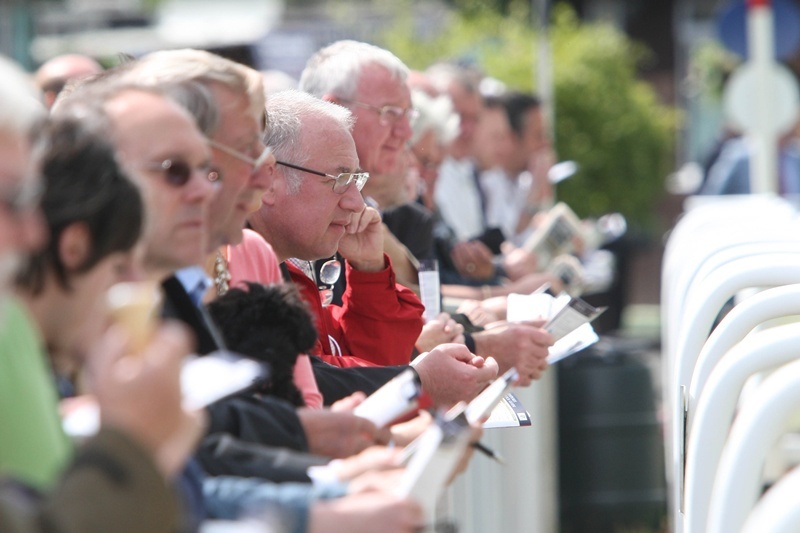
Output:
top-left (687, 40), bottom-right (740, 103)
top-left (381, 3), bottom-right (678, 231)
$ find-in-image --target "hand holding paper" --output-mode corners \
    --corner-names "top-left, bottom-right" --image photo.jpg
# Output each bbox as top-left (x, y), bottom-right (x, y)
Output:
top-left (353, 369), bottom-right (422, 428)
top-left (507, 290), bottom-right (604, 365)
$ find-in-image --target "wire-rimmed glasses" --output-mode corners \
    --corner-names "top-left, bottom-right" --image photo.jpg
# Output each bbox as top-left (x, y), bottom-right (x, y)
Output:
top-left (338, 99), bottom-right (419, 127)
top-left (276, 161), bottom-right (369, 194)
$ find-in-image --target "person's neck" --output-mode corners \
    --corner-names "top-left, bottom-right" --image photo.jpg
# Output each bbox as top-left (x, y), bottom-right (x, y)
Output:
top-left (248, 217), bottom-right (289, 263)
top-left (143, 262), bottom-right (179, 284)
top-left (421, 187), bottom-right (435, 211)
top-left (448, 143), bottom-right (471, 161)
top-left (17, 287), bottom-right (67, 360)
top-left (501, 163), bottom-right (521, 179)
top-left (365, 183), bottom-right (405, 211)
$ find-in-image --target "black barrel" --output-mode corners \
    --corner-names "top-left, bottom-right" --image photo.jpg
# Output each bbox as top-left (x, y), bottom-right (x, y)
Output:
top-left (558, 344), bottom-right (666, 533)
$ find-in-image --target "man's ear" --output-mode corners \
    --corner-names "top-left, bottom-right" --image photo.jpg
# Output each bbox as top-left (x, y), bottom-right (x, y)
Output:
top-left (58, 222), bottom-right (91, 270)
top-left (261, 173), bottom-right (279, 207)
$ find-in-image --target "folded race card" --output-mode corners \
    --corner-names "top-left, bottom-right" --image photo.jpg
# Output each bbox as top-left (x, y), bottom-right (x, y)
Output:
top-left (396, 404), bottom-right (473, 529)
top-left (465, 368), bottom-right (519, 425)
top-left (507, 290), bottom-right (604, 364)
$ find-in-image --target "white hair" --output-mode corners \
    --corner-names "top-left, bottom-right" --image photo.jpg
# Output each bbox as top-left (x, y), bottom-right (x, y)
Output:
top-left (299, 40), bottom-right (409, 100)
top-left (410, 89), bottom-right (460, 146)
top-left (0, 55), bottom-right (45, 138)
top-left (126, 49), bottom-right (265, 126)
top-left (264, 89), bottom-right (354, 193)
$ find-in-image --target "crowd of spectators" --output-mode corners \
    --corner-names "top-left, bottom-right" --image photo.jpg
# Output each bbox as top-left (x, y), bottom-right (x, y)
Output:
top-left (0, 37), bottom-right (612, 532)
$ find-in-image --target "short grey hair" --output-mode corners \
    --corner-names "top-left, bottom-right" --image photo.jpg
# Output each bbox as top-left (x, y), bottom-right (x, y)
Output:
top-left (264, 89), bottom-right (354, 194)
top-left (299, 40), bottom-right (409, 100)
top-left (410, 89), bottom-right (460, 146)
top-left (53, 64), bottom-right (220, 137)
top-left (425, 62), bottom-right (481, 95)
top-left (0, 55), bottom-right (45, 139)
top-left (127, 49), bottom-right (265, 127)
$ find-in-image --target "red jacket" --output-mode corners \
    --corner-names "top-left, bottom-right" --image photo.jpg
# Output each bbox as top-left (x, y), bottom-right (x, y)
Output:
top-left (285, 255), bottom-right (424, 368)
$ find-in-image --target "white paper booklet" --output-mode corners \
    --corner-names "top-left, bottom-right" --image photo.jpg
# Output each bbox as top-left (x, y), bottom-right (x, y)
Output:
top-left (396, 406), bottom-right (472, 529)
top-left (353, 368), bottom-right (421, 428)
top-left (465, 368), bottom-right (519, 424)
top-left (507, 290), bottom-right (604, 364)
top-left (482, 392), bottom-right (532, 428)
top-left (521, 202), bottom-right (585, 268)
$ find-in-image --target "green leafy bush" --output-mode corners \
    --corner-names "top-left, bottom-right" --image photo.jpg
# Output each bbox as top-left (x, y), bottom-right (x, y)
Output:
top-left (382, 3), bottom-right (679, 231)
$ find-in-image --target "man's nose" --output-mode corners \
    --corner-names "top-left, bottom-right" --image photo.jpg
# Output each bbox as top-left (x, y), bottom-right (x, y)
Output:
top-left (186, 168), bottom-right (217, 204)
top-left (250, 152), bottom-right (277, 189)
top-left (339, 181), bottom-right (366, 212)
top-left (392, 114), bottom-right (414, 143)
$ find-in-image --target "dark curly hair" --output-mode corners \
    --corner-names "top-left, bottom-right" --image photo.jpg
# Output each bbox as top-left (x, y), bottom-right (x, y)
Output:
top-left (208, 281), bottom-right (317, 407)
top-left (16, 114), bottom-right (143, 294)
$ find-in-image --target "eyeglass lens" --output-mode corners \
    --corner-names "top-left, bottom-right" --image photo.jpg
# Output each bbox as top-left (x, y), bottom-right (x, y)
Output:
top-left (319, 258), bottom-right (342, 285)
top-left (317, 257), bottom-right (342, 307)
top-left (149, 159), bottom-right (217, 188)
top-left (158, 160), bottom-right (194, 187)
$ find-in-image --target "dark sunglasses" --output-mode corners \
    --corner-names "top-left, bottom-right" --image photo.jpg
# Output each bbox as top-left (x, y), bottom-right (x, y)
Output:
top-left (139, 159), bottom-right (220, 188)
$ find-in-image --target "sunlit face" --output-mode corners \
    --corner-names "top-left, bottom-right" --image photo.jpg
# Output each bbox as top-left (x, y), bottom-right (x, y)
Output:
top-left (207, 83), bottom-right (275, 248)
top-left (346, 63), bottom-right (413, 175)
top-left (0, 132), bottom-right (46, 290)
top-left (473, 105), bottom-right (514, 171)
top-left (508, 107), bottom-right (550, 174)
top-left (411, 129), bottom-right (445, 192)
top-left (106, 90), bottom-right (215, 277)
top-left (520, 107), bottom-right (550, 154)
top-left (448, 83), bottom-right (482, 160)
top-left (253, 116), bottom-right (364, 262)
top-left (67, 246), bottom-right (144, 360)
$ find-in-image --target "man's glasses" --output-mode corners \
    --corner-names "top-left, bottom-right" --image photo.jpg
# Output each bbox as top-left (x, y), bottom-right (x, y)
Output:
top-left (139, 159), bottom-right (220, 188)
top-left (276, 161), bottom-right (369, 194)
top-left (209, 139), bottom-right (273, 176)
top-left (339, 99), bottom-right (419, 127)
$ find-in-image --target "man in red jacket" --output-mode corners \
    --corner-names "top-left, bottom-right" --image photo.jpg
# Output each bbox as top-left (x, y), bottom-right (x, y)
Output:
top-left (249, 88), bottom-right (424, 368)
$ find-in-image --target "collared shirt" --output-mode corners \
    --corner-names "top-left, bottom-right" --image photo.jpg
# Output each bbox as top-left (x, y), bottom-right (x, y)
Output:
top-left (434, 156), bottom-right (486, 241)
top-left (480, 167), bottom-right (536, 247)
top-left (175, 265), bottom-right (213, 308)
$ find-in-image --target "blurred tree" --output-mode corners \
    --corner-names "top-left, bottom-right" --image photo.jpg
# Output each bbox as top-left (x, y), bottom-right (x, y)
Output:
top-left (443, 0), bottom-right (531, 19)
top-left (382, 3), bottom-right (678, 232)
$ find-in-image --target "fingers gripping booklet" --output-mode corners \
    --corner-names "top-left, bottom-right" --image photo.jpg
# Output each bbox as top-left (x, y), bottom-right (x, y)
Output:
top-left (396, 404), bottom-right (474, 531)
top-left (352, 368), bottom-right (422, 428)
top-left (396, 368), bottom-right (523, 528)
top-left (507, 289), bottom-right (605, 364)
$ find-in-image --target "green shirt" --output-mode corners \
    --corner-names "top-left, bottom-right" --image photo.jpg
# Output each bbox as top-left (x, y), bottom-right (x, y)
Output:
top-left (0, 296), bottom-right (71, 489)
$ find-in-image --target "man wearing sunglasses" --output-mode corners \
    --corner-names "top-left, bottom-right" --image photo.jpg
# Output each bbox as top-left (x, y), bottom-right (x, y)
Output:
top-left (54, 81), bottom-right (219, 282)
top-left (0, 56), bottom-right (202, 533)
top-left (112, 51), bottom-right (395, 455)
